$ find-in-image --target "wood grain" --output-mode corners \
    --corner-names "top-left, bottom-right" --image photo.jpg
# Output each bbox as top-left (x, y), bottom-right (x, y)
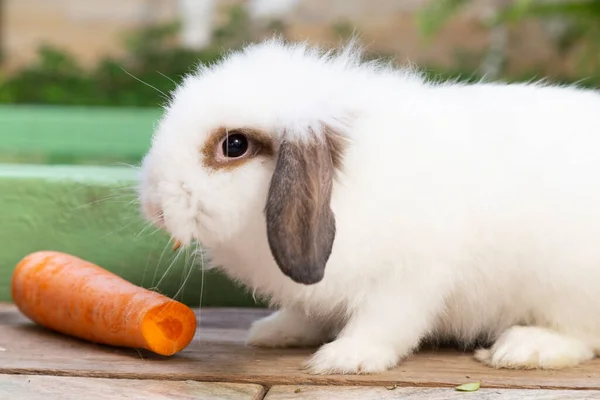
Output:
top-left (2, 304), bottom-right (600, 390)
top-left (265, 385), bottom-right (600, 399)
top-left (0, 374), bottom-right (265, 400)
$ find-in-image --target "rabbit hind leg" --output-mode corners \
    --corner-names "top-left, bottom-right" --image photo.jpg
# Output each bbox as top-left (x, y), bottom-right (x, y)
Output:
top-left (474, 325), bottom-right (595, 369)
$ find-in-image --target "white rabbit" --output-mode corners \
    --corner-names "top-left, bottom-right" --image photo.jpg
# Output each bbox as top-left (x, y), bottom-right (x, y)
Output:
top-left (138, 37), bottom-right (600, 374)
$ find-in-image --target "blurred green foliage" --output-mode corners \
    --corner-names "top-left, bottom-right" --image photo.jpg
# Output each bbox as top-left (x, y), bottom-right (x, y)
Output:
top-left (0, 19), bottom-right (228, 107)
top-left (419, 0), bottom-right (600, 37)
top-left (418, 0), bottom-right (600, 85)
top-left (0, 3), bottom-right (293, 108)
top-left (1, 1), bottom-right (598, 109)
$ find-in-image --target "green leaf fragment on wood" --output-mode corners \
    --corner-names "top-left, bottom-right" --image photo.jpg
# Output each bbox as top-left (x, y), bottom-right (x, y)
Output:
top-left (385, 384), bottom-right (398, 390)
top-left (455, 381), bottom-right (481, 392)
top-left (294, 388), bottom-right (302, 393)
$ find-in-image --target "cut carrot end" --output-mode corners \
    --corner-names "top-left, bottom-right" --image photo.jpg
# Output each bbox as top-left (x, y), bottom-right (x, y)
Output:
top-left (140, 301), bottom-right (197, 356)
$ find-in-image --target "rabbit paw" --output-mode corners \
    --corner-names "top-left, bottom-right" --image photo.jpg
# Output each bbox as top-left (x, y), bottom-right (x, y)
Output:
top-left (246, 309), bottom-right (327, 348)
top-left (475, 326), bottom-right (594, 369)
top-left (305, 337), bottom-right (399, 374)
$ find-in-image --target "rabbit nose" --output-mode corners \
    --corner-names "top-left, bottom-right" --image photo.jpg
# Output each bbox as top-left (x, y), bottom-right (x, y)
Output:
top-left (173, 240), bottom-right (182, 251)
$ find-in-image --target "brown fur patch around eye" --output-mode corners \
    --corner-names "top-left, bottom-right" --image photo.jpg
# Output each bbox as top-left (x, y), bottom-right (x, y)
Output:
top-left (264, 126), bottom-right (348, 285)
top-left (201, 127), bottom-right (275, 171)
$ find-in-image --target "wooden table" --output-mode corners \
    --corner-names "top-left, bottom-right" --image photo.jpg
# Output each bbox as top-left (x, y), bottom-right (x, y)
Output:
top-left (1, 304), bottom-right (600, 399)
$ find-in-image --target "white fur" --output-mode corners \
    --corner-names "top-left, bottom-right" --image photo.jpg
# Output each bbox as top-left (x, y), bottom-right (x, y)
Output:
top-left (139, 37), bottom-right (600, 374)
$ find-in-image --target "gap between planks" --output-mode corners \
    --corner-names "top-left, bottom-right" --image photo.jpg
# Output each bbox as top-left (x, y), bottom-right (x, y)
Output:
top-left (3, 368), bottom-right (596, 391)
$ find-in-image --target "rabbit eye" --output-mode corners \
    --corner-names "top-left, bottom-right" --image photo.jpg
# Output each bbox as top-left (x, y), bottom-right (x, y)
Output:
top-left (222, 133), bottom-right (249, 158)
top-left (204, 127), bottom-right (274, 170)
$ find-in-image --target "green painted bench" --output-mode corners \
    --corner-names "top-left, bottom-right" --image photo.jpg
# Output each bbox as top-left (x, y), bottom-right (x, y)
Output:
top-left (0, 104), bottom-right (160, 166)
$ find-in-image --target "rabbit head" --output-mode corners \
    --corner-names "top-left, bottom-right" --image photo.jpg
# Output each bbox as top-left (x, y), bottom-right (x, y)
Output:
top-left (138, 39), bottom-right (362, 285)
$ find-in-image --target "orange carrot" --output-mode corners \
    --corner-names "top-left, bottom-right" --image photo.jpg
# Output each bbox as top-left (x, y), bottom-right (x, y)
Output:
top-left (11, 251), bottom-right (197, 356)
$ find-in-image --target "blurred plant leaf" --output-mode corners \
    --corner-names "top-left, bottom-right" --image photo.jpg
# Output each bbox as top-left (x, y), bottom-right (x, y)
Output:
top-left (495, 0), bottom-right (600, 78)
top-left (455, 381), bottom-right (481, 392)
top-left (417, 0), bottom-right (471, 37)
top-left (212, 4), bottom-right (254, 49)
top-left (496, 0), bottom-right (600, 24)
top-left (332, 19), bottom-right (356, 40)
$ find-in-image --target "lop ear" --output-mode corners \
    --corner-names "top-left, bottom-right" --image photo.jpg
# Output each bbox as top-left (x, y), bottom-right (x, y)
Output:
top-left (264, 126), bottom-right (346, 285)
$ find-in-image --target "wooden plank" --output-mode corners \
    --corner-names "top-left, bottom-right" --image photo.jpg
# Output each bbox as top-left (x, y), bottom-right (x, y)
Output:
top-left (0, 164), bottom-right (259, 307)
top-left (265, 385), bottom-right (600, 399)
top-left (0, 374), bottom-right (265, 400)
top-left (2, 304), bottom-right (600, 390)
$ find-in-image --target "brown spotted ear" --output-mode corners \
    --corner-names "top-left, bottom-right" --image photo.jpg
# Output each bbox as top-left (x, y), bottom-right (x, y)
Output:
top-left (264, 126), bottom-right (346, 285)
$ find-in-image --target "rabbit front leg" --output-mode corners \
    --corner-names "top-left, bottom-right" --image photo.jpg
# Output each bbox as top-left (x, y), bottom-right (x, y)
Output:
top-left (306, 274), bottom-right (449, 375)
top-left (246, 308), bottom-right (332, 348)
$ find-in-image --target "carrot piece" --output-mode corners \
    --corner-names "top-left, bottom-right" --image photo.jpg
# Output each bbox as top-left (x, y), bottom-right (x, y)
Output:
top-left (11, 251), bottom-right (197, 356)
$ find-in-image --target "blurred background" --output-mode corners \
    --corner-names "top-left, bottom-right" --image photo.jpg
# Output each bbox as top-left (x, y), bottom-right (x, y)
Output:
top-left (2, 0), bottom-right (600, 164)
top-left (0, 0), bottom-right (599, 306)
